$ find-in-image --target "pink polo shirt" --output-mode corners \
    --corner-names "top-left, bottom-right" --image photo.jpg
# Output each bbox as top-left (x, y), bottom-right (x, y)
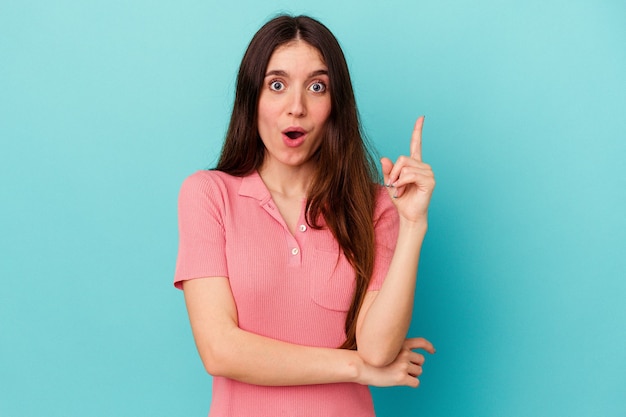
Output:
top-left (175, 170), bottom-right (399, 417)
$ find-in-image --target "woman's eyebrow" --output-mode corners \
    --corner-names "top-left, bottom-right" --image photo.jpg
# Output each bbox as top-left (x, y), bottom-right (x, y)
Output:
top-left (264, 69), bottom-right (329, 78)
top-left (265, 69), bottom-right (288, 77)
top-left (309, 69), bottom-right (329, 77)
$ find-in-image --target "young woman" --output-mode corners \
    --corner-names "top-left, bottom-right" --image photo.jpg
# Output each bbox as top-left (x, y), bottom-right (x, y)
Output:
top-left (174, 14), bottom-right (436, 417)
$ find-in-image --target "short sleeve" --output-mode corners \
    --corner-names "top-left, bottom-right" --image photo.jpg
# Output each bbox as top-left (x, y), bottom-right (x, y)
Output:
top-left (174, 171), bottom-right (229, 289)
top-left (368, 188), bottom-right (400, 291)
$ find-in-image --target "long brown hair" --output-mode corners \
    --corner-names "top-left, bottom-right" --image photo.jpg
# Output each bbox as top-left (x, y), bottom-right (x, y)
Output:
top-left (216, 15), bottom-right (380, 350)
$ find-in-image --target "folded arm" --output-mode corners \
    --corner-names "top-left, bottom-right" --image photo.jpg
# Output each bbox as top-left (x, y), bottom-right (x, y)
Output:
top-left (183, 276), bottom-right (425, 387)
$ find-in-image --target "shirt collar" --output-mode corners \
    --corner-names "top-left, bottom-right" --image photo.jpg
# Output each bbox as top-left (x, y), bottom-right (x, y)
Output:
top-left (238, 171), bottom-right (271, 203)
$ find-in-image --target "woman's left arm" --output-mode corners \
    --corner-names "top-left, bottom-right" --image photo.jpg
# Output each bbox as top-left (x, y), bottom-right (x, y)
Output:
top-left (356, 116), bottom-right (436, 367)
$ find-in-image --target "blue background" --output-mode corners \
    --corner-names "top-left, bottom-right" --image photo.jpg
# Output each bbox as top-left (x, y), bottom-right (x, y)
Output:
top-left (1, 1), bottom-right (624, 416)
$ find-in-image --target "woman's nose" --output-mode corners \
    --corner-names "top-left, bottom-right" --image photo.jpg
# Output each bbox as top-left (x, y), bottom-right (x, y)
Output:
top-left (287, 90), bottom-right (306, 117)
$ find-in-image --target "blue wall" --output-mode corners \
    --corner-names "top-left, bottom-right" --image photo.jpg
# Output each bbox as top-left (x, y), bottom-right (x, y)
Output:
top-left (1, 1), bottom-right (624, 416)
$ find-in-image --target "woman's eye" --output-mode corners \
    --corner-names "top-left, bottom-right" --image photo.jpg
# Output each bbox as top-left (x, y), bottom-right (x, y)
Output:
top-left (309, 82), bottom-right (326, 93)
top-left (269, 81), bottom-right (284, 91)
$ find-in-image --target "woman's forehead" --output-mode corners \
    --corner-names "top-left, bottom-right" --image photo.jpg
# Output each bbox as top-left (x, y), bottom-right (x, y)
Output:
top-left (268, 40), bottom-right (326, 69)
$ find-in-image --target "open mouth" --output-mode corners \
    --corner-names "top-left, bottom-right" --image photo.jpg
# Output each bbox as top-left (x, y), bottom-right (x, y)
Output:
top-left (283, 127), bottom-right (306, 140)
top-left (284, 131), bottom-right (305, 140)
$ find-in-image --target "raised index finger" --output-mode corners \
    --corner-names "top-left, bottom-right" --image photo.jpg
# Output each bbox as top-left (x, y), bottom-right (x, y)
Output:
top-left (410, 116), bottom-right (425, 161)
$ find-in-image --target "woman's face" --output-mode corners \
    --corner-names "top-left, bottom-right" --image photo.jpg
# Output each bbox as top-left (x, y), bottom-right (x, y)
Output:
top-left (257, 40), bottom-right (331, 173)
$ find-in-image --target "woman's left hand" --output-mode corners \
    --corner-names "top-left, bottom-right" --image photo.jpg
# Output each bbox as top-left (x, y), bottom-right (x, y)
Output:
top-left (381, 116), bottom-right (436, 224)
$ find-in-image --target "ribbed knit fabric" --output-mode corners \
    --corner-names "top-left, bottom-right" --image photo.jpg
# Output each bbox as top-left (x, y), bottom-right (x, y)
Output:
top-left (175, 170), bottom-right (399, 417)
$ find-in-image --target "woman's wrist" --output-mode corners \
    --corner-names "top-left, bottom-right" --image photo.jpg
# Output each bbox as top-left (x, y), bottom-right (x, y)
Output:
top-left (399, 214), bottom-right (428, 228)
top-left (345, 350), bottom-right (384, 386)
top-left (342, 349), bottom-right (366, 384)
top-left (398, 216), bottom-right (428, 238)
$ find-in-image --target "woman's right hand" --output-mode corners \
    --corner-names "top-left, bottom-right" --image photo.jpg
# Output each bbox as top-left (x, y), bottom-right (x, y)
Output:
top-left (357, 337), bottom-right (435, 388)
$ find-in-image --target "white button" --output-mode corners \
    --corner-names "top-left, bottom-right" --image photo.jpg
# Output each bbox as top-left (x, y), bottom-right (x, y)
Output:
top-left (299, 224), bottom-right (307, 232)
top-left (291, 248), bottom-right (299, 255)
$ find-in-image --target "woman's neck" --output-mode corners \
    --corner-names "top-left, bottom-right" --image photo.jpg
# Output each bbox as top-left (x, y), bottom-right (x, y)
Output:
top-left (257, 162), bottom-right (314, 199)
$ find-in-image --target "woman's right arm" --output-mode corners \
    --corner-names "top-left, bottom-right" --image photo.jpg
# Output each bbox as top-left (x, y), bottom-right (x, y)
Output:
top-left (183, 276), bottom-right (426, 388)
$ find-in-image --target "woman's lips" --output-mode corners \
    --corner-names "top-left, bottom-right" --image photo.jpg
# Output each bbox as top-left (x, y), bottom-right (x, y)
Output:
top-left (282, 127), bottom-right (307, 147)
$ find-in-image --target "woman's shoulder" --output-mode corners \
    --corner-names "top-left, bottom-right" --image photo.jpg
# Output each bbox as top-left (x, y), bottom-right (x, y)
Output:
top-left (181, 169), bottom-right (244, 188)
top-left (179, 170), bottom-right (245, 200)
top-left (373, 184), bottom-right (398, 223)
top-left (373, 184), bottom-right (394, 209)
